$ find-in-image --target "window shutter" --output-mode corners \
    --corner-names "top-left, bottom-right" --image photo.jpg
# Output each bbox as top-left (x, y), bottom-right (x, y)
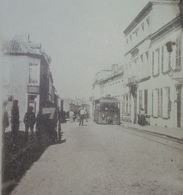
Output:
top-left (152, 90), bottom-right (154, 116)
top-left (158, 89), bottom-right (160, 116)
top-left (168, 87), bottom-right (171, 118)
top-left (176, 37), bottom-right (181, 70)
top-left (152, 51), bottom-right (154, 75)
top-left (161, 46), bottom-right (164, 73)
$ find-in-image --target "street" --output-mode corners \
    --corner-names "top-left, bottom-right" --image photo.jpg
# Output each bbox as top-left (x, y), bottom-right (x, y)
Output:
top-left (11, 122), bottom-right (183, 195)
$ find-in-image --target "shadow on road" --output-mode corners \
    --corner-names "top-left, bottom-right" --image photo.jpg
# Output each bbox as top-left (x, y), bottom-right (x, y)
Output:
top-left (2, 131), bottom-right (66, 195)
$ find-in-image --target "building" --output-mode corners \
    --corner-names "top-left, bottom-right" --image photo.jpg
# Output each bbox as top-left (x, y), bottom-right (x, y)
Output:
top-left (92, 64), bottom-right (124, 120)
top-left (1, 35), bottom-right (57, 129)
top-left (123, 0), bottom-right (183, 128)
top-left (93, 0), bottom-right (183, 129)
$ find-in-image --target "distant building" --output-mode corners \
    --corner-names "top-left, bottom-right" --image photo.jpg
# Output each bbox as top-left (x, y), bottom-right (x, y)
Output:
top-left (92, 64), bottom-right (124, 120)
top-left (2, 35), bottom-right (57, 129)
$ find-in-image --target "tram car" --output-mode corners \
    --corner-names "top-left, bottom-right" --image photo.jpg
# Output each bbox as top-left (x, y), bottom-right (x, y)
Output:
top-left (94, 97), bottom-right (120, 125)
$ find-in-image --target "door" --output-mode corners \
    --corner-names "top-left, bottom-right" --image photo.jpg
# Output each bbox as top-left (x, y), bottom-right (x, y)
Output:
top-left (177, 85), bottom-right (182, 128)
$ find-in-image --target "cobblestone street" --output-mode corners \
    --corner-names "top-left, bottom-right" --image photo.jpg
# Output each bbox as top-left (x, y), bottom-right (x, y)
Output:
top-left (11, 122), bottom-right (183, 195)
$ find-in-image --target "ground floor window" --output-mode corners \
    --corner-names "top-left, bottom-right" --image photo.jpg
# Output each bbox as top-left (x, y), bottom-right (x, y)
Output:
top-left (162, 87), bottom-right (170, 119)
top-left (152, 87), bottom-right (170, 118)
top-left (152, 89), bottom-right (159, 117)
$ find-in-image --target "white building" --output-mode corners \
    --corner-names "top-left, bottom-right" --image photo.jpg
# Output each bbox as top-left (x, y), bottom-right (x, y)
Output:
top-left (93, 0), bottom-right (183, 129)
top-left (123, 0), bottom-right (183, 128)
top-left (1, 35), bottom-right (53, 129)
top-left (92, 64), bottom-right (124, 120)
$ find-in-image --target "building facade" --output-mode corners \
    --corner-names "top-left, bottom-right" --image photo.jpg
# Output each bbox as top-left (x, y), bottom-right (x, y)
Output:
top-left (92, 64), bottom-right (124, 120)
top-left (93, 0), bottom-right (183, 129)
top-left (123, 0), bottom-right (183, 128)
top-left (2, 36), bottom-right (57, 129)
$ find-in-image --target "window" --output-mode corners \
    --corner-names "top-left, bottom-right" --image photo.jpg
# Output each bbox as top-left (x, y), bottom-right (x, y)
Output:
top-left (146, 17), bottom-right (150, 26)
top-left (29, 63), bottom-right (39, 85)
top-left (141, 22), bottom-right (144, 31)
top-left (139, 90), bottom-right (142, 110)
top-left (144, 89), bottom-right (148, 114)
top-left (162, 45), bottom-right (170, 73)
top-left (175, 36), bottom-right (181, 70)
top-left (159, 88), bottom-right (163, 117)
top-left (162, 87), bottom-right (170, 118)
top-left (145, 51), bottom-right (149, 61)
top-left (152, 49), bottom-right (160, 76)
top-left (152, 89), bottom-right (159, 117)
top-left (140, 54), bottom-right (143, 63)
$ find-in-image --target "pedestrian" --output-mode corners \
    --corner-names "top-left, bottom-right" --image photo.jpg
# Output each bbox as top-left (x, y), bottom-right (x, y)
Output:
top-left (36, 110), bottom-right (44, 142)
top-left (23, 106), bottom-right (36, 141)
top-left (2, 101), bottom-right (9, 135)
top-left (84, 107), bottom-right (88, 122)
top-left (11, 100), bottom-right (19, 144)
top-left (58, 108), bottom-right (65, 142)
top-left (79, 107), bottom-right (85, 126)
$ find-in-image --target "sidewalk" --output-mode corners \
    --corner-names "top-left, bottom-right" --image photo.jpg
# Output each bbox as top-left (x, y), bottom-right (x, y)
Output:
top-left (122, 122), bottom-right (183, 141)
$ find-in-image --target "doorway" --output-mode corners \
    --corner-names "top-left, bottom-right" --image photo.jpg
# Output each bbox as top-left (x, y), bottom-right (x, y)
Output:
top-left (176, 85), bottom-right (182, 128)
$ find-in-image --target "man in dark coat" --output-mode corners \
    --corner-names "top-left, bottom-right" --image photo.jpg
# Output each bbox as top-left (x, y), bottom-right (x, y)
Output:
top-left (11, 100), bottom-right (19, 142)
top-left (23, 106), bottom-right (36, 141)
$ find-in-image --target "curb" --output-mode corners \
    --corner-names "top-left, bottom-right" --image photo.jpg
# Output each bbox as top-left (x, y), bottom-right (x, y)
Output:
top-left (121, 124), bottom-right (183, 144)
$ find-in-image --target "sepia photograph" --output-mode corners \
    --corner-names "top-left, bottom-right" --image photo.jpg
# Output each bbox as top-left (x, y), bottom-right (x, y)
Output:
top-left (0, 0), bottom-right (183, 194)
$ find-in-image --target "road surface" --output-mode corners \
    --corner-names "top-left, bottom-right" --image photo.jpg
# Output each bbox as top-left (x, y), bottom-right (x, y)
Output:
top-left (11, 122), bottom-right (183, 195)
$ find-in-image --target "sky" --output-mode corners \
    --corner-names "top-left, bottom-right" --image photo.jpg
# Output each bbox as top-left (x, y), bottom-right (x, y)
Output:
top-left (0, 0), bottom-right (148, 99)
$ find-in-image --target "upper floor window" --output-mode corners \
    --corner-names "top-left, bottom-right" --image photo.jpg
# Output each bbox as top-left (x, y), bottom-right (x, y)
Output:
top-left (162, 45), bottom-right (170, 73)
top-left (140, 54), bottom-right (143, 63)
top-left (152, 48), bottom-right (160, 76)
top-left (126, 38), bottom-right (128, 44)
top-left (29, 63), bottom-right (39, 85)
top-left (141, 22), bottom-right (144, 31)
top-left (130, 34), bottom-right (132, 41)
top-left (146, 17), bottom-right (150, 26)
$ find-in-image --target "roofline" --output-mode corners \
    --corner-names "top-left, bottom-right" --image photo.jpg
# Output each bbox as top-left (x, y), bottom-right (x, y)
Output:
top-left (123, 2), bottom-right (153, 35)
top-left (3, 51), bottom-right (50, 65)
top-left (124, 15), bottom-right (181, 56)
top-left (123, 0), bottom-right (179, 35)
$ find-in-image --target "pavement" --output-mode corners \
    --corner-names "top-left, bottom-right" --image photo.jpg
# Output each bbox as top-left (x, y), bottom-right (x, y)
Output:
top-left (122, 122), bottom-right (183, 141)
top-left (10, 121), bottom-right (183, 195)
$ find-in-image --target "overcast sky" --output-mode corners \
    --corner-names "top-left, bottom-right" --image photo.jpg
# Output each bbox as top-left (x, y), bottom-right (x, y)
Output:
top-left (0, 0), bottom-right (148, 99)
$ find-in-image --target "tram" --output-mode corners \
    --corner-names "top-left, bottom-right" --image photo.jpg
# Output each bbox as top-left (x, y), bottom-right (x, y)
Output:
top-left (93, 97), bottom-right (120, 125)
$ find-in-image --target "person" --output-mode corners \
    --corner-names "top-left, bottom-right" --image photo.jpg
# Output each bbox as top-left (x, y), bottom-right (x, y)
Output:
top-left (59, 108), bottom-right (66, 123)
top-left (36, 110), bottom-right (44, 142)
top-left (11, 100), bottom-right (19, 143)
top-left (2, 101), bottom-right (9, 134)
top-left (138, 108), bottom-right (146, 126)
top-left (23, 106), bottom-right (36, 141)
top-left (84, 107), bottom-right (88, 122)
top-left (69, 110), bottom-right (74, 122)
top-left (79, 107), bottom-right (85, 126)
top-left (58, 108), bottom-right (65, 142)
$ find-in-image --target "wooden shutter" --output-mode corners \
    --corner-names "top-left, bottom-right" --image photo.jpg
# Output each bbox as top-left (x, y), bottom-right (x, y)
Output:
top-left (176, 36), bottom-right (181, 70)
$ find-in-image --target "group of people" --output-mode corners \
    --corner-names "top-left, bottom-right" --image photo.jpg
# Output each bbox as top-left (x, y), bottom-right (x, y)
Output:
top-left (2, 99), bottom-right (66, 145)
top-left (69, 106), bottom-right (88, 126)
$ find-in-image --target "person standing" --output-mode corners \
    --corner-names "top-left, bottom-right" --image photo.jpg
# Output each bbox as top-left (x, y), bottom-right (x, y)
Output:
top-left (84, 107), bottom-right (88, 122)
top-left (11, 100), bottom-right (19, 143)
top-left (79, 107), bottom-right (85, 126)
top-left (23, 106), bottom-right (36, 141)
top-left (2, 101), bottom-right (9, 134)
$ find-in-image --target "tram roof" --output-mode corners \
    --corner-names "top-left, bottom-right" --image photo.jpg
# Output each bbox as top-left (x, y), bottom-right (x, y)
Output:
top-left (96, 97), bottom-right (119, 103)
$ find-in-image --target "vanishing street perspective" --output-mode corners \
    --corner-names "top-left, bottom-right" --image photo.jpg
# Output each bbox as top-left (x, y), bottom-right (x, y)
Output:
top-left (1, 0), bottom-right (183, 195)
